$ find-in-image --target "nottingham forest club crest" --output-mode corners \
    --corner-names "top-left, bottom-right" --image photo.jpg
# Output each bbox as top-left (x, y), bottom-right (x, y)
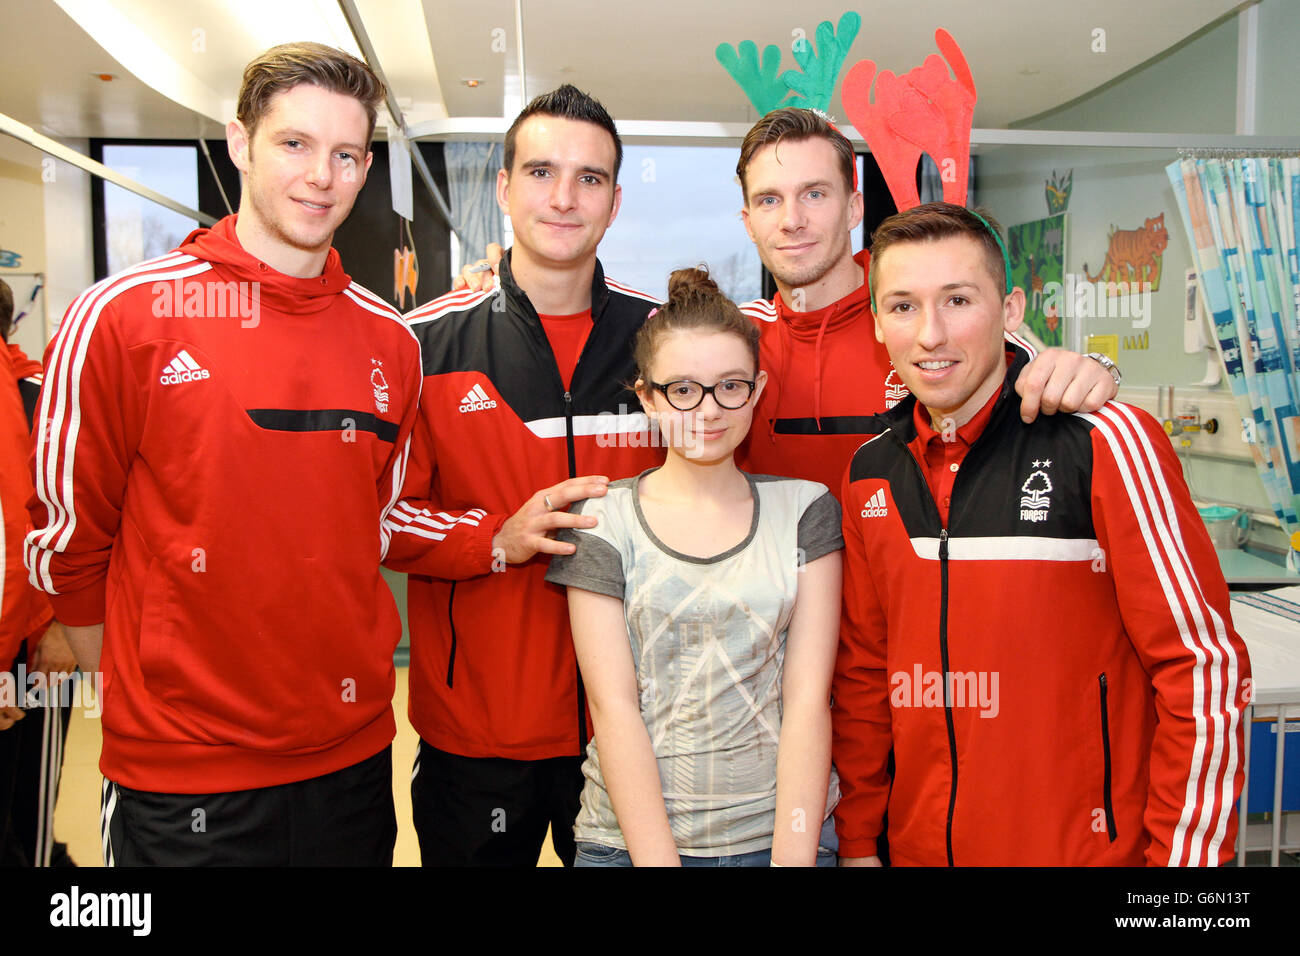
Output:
top-left (884, 366), bottom-right (909, 409)
top-left (1019, 459), bottom-right (1053, 522)
top-left (370, 358), bottom-right (390, 414)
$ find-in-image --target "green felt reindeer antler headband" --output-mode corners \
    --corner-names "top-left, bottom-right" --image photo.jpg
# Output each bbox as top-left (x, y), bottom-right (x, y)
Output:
top-left (715, 12), bottom-right (861, 116)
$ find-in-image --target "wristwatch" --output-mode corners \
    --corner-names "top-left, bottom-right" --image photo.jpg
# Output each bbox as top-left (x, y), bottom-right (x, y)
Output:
top-left (1085, 352), bottom-right (1122, 387)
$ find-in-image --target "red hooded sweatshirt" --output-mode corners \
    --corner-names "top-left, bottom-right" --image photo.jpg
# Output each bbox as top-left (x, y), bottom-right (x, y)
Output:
top-left (26, 216), bottom-right (422, 792)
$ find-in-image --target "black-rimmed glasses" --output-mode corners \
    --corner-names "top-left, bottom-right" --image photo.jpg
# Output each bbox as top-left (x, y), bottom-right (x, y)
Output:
top-left (650, 379), bottom-right (756, 411)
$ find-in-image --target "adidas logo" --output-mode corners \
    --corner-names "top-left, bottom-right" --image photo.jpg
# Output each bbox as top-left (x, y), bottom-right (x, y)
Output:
top-left (458, 383), bottom-right (497, 413)
top-left (158, 349), bottom-right (211, 386)
top-left (860, 488), bottom-right (888, 518)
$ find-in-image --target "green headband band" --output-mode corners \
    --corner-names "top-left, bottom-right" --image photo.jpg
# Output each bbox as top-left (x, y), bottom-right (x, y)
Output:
top-left (967, 208), bottom-right (1014, 298)
top-left (868, 208), bottom-right (1014, 315)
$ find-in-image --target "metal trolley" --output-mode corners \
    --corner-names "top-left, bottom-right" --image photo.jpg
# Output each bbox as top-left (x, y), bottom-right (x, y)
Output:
top-left (1231, 588), bottom-right (1300, 866)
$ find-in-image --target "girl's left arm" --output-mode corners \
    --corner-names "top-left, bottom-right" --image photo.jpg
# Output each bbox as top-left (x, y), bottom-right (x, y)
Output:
top-left (772, 548), bottom-right (842, 866)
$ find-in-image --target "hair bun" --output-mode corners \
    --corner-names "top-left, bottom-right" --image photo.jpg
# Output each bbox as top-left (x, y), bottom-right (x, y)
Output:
top-left (666, 266), bottom-right (720, 303)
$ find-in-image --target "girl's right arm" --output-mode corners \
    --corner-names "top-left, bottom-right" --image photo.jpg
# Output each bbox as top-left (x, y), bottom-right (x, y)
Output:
top-left (568, 586), bottom-right (681, 867)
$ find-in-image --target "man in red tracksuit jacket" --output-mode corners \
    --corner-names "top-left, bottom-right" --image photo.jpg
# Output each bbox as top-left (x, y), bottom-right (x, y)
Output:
top-left (834, 202), bottom-right (1250, 866)
top-left (0, 279), bottom-right (77, 867)
top-left (385, 86), bottom-right (663, 867)
top-left (25, 43), bottom-right (421, 865)
top-left (0, 297), bottom-right (57, 866)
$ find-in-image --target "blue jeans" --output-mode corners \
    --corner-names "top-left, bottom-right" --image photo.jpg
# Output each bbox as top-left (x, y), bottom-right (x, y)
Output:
top-left (574, 816), bottom-right (838, 867)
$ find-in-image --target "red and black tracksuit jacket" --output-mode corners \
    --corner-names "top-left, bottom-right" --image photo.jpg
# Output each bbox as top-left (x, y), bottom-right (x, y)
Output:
top-left (834, 351), bottom-right (1250, 866)
top-left (386, 252), bottom-right (662, 761)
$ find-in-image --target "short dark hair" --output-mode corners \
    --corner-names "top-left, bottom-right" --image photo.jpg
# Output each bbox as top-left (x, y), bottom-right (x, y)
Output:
top-left (503, 84), bottom-right (623, 181)
top-left (633, 266), bottom-right (759, 382)
top-left (737, 107), bottom-right (856, 203)
top-left (868, 202), bottom-right (1009, 307)
top-left (0, 278), bottom-right (12, 343)
top-left (237, 42), bottom-right (386, 147)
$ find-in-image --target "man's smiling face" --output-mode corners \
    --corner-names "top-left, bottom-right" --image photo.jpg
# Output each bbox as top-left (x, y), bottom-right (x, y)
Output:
top-left (741, 136), bottom-right (862, 292)
top-left (230, 82), bottom-right (372, 268)
top-left (496, 115), bottom-right (621, 270)
top-left (872, 234), bottom-right (1024, 427)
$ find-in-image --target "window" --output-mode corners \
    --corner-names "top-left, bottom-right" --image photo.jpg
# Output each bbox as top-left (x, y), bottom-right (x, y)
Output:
top-left (584, 145), bottom-right (764, 304)
top-left (94, 143), bottom-right (199, 277)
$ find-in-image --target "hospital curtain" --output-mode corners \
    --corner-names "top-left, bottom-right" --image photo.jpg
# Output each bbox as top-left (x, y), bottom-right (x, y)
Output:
top-left (1167, 156), bottom-right (1300, 564)
top-left (445, 142), bottom-right (505, 264)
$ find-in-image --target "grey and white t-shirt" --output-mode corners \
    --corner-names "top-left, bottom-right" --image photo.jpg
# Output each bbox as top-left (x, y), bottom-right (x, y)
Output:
top-left (545, 469), bottom-right (843, 856)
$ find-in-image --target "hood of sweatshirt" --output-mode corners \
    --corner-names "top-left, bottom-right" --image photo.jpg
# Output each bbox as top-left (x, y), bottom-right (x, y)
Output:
top-left (765, 248), bottom-right (871, 437)
top-left (177, 215), bottom-right (352, 316)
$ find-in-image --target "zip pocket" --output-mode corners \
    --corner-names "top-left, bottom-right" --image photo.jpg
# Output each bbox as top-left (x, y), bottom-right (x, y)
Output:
top-left (1098, 673), bottom-right (1117, 842)
top-left (445, 581), bottom-right (458, 688)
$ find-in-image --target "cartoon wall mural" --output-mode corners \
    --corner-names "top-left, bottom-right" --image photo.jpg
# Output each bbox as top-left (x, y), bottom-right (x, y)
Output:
top-left (1045, 169), bottom-right (1072, 215)
top-left (1007, 214), bottom-right (1068, 347)
top-left (1082, 213), bottom-right (1169, 292)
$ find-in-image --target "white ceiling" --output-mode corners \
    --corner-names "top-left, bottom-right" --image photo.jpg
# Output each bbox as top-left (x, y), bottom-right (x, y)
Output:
top-left (0, 0), bottom-right (1250, 142)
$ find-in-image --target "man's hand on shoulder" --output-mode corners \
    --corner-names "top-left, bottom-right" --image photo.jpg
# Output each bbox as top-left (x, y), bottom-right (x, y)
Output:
top-left (491, 475), bottom-right (610, 564)
top-left (1016, 348), bottom-right (1118, 423)
top-left (451, 242), bottom-right (505, 293)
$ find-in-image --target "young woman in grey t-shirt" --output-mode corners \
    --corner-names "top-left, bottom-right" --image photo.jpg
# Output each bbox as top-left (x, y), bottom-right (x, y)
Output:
top-left (547, 267), bottom-right (843, 866)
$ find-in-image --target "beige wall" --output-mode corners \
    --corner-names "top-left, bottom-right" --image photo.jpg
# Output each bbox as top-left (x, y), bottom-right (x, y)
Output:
top-left (0, 135), bottom-right (49, 359)
top-left (0, 134), bottom-right (93, 358)
top-left (41, 138), bottom-right (95, 339)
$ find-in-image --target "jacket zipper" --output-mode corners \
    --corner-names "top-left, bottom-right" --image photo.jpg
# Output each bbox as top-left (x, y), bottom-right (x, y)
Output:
top-left (445, 581), bottom-right (458, 688)
top-left (514, 266), bottom-right (603, 751)
top-left (1099, 673), bottom-right (1117, 841)
top-left (883, 379), bottom-right (1022, 865)
top-left (564, 390), bottom-right (577, 478)
top-left (888, 428), bottom-right (958, 866)
top-left (939, 528), bottom-right (957, 867)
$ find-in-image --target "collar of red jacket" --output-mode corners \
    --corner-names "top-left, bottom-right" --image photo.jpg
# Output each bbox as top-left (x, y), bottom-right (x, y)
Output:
top-left (6, 342), bottom-right (41, 380)
top-left (770, 248), bottom-right (871, 339)
top-left (498, 247), bottom-right (613, 323)
top-left (177, 215), bottom-right (352, 315)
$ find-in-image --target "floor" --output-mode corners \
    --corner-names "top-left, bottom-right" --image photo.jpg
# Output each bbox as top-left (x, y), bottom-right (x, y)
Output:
top-left (51, 666), bottom-right (562, 867)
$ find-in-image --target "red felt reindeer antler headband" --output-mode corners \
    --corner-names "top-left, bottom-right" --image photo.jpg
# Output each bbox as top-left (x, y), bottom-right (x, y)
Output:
top-left (839, 28), bottom-right (976, 212)
top-left (840, 30), bottom-right (1012, 308)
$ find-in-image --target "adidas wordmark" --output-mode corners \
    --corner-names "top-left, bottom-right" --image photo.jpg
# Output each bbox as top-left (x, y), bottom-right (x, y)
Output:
top-left (860, 488), bottom-right (888, 518)
top-left (459, 383), bottom-right (497, 413)
top-left (159, 349), bottom-right (211, 386)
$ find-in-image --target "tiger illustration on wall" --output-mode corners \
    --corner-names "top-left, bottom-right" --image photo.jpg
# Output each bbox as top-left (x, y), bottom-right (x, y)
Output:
top-left (1083, 214), bottom-right (1168, 289)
